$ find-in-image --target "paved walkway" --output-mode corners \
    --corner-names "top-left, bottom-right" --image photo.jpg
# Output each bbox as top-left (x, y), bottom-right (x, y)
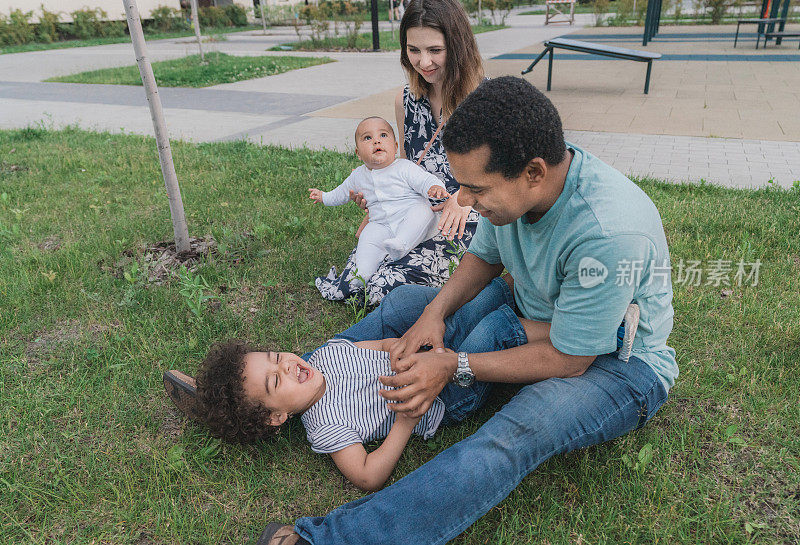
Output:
top-left (0, 10), bottom-right (798, 189)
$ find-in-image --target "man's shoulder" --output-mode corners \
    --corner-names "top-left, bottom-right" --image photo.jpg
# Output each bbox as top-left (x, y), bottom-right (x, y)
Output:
top-left (568, 146), bottom-right (663, 240)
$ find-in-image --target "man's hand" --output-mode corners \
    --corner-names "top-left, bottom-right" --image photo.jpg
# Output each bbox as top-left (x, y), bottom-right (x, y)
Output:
top-left (380, 351), bottom-right (458, 417)
top-left (349, 190), bottom-right (368, 210)
top-left (388, 310), bottom-right (446, 372)
top-left (309, 188), bottom-right (324, 203)
top-left (427, 185), bottom-right (450, 200)
top-left (432, 190), bottom-right (471, 240)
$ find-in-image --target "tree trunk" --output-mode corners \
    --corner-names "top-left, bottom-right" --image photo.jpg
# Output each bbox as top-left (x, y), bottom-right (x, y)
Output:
top-left (122, 0), bottom-right (190, 254)
top-left (190, 0), bottom-right (205, 62)
top-left (259, 0), bottom-right (268, 35)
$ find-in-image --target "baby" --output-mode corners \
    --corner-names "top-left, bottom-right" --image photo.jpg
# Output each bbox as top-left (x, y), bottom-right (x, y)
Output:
top-left (197, 337), bottom-right (447, 492)
top-left (309, 116), bottom-right (449, 284)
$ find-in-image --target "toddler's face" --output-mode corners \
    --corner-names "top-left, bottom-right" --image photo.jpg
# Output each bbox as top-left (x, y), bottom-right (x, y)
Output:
top-left (355, 118), bottom-right (398, 170)
top-left (241, 351), bottom-right (325, 426)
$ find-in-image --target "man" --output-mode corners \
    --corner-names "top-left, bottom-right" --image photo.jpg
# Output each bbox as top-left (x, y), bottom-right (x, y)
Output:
top-left (257, 76), bottom-right (678, 544)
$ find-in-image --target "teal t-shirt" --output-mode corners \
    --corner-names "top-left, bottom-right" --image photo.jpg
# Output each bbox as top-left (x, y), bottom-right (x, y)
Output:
top-left (467, 143), bottom-right (678, 390)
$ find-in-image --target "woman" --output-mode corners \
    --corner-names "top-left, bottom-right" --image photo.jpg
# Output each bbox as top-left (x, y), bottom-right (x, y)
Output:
top-left (316, 0), bottom-right (484, 306)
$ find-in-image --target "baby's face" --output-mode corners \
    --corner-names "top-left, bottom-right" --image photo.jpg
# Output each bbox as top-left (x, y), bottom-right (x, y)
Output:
top-left (355, 118), bottom-right (398, 170)
top-left (241, 351), bottom-right (325, 426)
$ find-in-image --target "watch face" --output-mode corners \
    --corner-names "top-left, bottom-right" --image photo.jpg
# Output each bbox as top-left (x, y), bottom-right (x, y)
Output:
top-left (455, 371), bottom-right (475, 387)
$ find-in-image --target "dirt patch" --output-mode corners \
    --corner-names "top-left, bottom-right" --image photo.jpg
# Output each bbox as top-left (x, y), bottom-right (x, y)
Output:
top-left (160, 404), bottom-right (186, 440)
top-left (0, 161), bottom-right (27, 174)
top-left (25, 320), bottom-right (116, 367)
top-left (38, 235), bottom-right (61, 251)
top-left (141, 236), bottom-right (217, 285)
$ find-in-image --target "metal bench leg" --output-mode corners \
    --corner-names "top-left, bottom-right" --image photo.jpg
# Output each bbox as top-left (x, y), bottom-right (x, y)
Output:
top-left (734, 22), bottom-right (740, 47)
top-left (547, 48), bottom-right (554, 91)
top-left (521, 46), bottom-right (550, 76)
top-left (644, 60), bottom-right (652, 94)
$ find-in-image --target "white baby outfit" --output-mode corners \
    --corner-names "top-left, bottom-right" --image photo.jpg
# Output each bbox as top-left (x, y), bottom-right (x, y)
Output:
top-left (301, 339), bottom-right (445, 454)
top-left (322, 158), bottom-right (446, 282)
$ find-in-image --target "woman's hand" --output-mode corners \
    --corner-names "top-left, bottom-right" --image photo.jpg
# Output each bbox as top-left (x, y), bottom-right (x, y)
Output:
top-left (432, 189), bottom-right (471, 240)
top-left (349, 190), bottom-right (368, 211)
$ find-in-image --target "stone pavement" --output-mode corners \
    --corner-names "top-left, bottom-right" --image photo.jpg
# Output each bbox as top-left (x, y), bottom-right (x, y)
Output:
top-left (0, 10), bottom-right (798, 188)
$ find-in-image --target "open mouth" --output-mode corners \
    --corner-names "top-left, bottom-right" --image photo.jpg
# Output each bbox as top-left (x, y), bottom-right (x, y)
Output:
top-left (296, 362), bottom-right (312, 384)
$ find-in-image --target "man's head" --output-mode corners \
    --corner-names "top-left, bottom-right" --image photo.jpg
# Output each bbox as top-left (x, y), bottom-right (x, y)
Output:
top-left (442, 76), bottom-right (568, 225)
top-left (355, 116), bottom-right (398, 170)
top-left (197, 341), bottom-right (325, 443)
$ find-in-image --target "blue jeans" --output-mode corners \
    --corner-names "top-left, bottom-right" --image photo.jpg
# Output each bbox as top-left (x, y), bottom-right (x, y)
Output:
top-left (296, 280), bottom-right (668, 545)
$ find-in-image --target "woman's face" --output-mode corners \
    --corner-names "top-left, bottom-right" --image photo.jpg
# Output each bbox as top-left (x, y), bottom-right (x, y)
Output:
top-left (406, 26), bottom-right (447, 86)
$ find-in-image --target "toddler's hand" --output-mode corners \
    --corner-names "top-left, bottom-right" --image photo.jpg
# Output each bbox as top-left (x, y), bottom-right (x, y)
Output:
top-left (309, 188), bottom-right (324, 203)
top-left (427, 185), bottom-right (449, 200)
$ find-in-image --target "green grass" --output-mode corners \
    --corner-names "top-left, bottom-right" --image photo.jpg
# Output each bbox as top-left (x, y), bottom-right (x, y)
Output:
top-left (0, 26), bottom-right (262, 56)
top-left (1, 127), bottom-right (799, 544)
top-left (278, 24), bottom-right (506, 51)
top-left (45, 52), bottom-right (333, 88)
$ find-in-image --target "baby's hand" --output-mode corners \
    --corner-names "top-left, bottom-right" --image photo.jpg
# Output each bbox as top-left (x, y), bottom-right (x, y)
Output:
top-left (427, 185), bottom-right (449, 200)
top-left (309, 188), bottom-right (324, 203)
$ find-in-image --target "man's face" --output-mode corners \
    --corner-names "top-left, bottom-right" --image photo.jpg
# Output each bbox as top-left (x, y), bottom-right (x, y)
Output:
top-left (355, 118), bottom-right (398, 170)
top-left (449, 145), bottom-right (540, 226)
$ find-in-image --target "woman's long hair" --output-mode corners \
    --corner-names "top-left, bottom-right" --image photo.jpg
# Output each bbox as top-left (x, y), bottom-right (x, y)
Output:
top-left (400, 0), bottom-right (484, 119)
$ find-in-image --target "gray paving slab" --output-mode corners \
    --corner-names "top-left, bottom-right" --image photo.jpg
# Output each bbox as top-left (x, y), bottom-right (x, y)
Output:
top-left (0, 80), bottom-right (351, 116)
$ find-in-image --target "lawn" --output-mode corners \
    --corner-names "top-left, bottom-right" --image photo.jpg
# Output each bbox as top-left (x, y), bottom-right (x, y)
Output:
top-left (46, 52), bottom-right (333, 88)
top-left (281, 23), bottom-right (506, 51)
top-left (0, 26), bottom-right (262, 56)
top-left (1, 127), bottom-right (798, 544)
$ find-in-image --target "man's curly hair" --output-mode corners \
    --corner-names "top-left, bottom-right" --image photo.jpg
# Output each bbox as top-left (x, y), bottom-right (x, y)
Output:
top-left (196, 340), bottom-right (281, 443)
top-left (442, 76), bottom-right (566, 178)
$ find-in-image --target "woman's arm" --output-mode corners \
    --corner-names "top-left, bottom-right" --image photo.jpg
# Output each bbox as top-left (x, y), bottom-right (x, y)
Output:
top-left (329, 413), bottom-right (422, 492)
top-left (395, 89), bottom-right (406, 160)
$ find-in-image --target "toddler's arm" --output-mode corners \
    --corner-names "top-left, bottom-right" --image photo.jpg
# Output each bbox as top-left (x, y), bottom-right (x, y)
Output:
top-left (309, 188), bottom-right (324, 203)
top-left (404, 162), bottom-right (447, 199)
top-left (313, 170), bottom-right (361, 206)
top-left (329, 412), bottom-right (422, 492)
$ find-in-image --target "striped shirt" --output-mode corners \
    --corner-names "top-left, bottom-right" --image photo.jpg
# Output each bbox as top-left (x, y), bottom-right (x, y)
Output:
top-left (300, 339), bottom-right (446, 454)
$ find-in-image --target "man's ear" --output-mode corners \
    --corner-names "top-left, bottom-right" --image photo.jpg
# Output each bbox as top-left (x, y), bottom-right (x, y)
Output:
top-left (268, 411), bottom-right (289, 426)
top-left (525, 157), bottom-right (547, 186)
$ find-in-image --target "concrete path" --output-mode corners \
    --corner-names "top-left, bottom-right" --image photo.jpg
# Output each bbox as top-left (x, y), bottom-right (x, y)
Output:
top-left (0, 10), bottom-right (797, 189)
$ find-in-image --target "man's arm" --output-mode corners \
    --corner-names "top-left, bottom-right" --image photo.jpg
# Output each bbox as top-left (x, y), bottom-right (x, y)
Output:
top-left (380, 329), bottom-right (594, 418)
top-left (329, 413), bottom-right (422, 492)
top-left (389, 252), bottom-right (504, 364)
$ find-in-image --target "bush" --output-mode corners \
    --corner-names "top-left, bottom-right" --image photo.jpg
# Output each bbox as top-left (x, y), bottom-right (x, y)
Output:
top-left (151, 5), bottom-right (183, 32)
top-left (36, 6), bottom-right (61, 43)
top-left (199, 6), bottom-right (231, 27)
top-left (705, 0), bottom-right (728, 23)
top-left (223, 3), bottom-right (249, 26)
top-left (69, 8), bottom-right (124, 39)
top-left (592, 0), bottom-right (610, 25)
top-left (0, 9), bottom-right (35, 45)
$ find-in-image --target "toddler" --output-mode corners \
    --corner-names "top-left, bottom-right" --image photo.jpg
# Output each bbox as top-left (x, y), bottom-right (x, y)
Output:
top-left (309, 116), bottom-right (449, 283)
top-left (197, 337), bottom-right (446, 492)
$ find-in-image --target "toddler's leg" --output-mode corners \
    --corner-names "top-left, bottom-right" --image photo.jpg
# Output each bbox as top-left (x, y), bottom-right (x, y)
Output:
top-left (354, 222), bottom-right (393, 283)
top-left (384, 204), bottom-right (437, 261)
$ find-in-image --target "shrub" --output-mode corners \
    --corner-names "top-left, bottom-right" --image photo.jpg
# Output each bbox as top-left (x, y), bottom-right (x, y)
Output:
top-left (199, 6), bottom-right (231, 27)
top-left (36, 5), bottom-right (61, 43)
top-left (0, 9), bottom-right (35, 45)
top-left (68, 8), bottom-right (124, 39)
top-left (592, 0), bottom-right (610, 25)
top-left (151, 5), bottom-right (182, 32)
top-left (223, 3), bottom-right (249, 26)
top-left (705, 0), bottom-right (728, 23)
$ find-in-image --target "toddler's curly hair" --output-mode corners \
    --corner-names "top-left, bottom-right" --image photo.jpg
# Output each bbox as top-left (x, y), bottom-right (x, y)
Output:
top-left (196, 340), bottom-right (281, 443)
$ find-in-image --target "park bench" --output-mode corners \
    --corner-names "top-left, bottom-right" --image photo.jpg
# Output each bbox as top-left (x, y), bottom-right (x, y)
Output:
top-left (758, 30), bottom-right (800, 48)
top-left (734, 17), bottom-right (786, 47)
top-left (520, 38), bottom-right (662, 94)
top-left (545, 0), bottom-right (575, 25)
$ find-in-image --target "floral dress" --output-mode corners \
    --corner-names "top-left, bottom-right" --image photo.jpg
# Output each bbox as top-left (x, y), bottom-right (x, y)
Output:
top-left (315, 85), bottom-right (480, 306)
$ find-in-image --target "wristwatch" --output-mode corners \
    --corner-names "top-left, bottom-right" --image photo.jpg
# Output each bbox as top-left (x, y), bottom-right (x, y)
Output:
top-left (453, 352), bottom-right (475, 388)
